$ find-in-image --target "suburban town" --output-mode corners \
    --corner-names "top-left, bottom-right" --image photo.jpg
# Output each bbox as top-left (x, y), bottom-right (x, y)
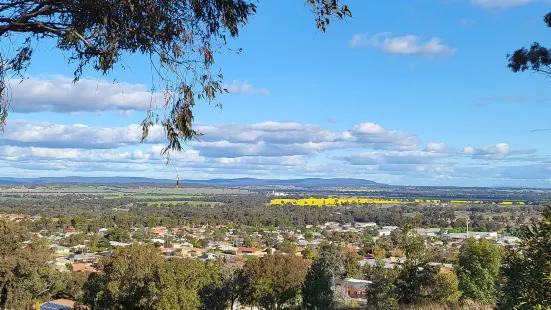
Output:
top-left (0, 198), bottom-right (526, 309)
top-left (2, 0), bottom-right (551, 309)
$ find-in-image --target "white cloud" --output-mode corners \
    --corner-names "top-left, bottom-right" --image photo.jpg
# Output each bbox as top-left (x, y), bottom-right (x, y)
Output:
top-left (425, 142), bottom-right (448, 153)
top-left (349, 123), bottom-right (419, 150)
top-left (460, 143), bottom-right (536, 159)
top-left (6, 76), bottom-right (269, 115)
top-left (9, 75), bottom-right (162, 114)
top-left (1, 118), bottom-right (548, 186)
top-left (223, 80), bottom-right (270, 96)
top-left (350, 33), bottom-right (456, 57)
top-left (0, 120), bottom-right (165, 149)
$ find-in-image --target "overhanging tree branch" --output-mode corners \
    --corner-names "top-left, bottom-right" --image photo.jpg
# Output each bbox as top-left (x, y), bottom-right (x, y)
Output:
top-left (0, 0), bottom-right (352, 154)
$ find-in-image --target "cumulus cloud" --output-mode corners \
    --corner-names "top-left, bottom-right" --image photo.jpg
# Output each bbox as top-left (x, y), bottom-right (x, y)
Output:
top-left (6, 76), bottom-right (269, 114)
top-left (460, 143), bottom-right (536, 159)
top-left (424, 142), bottom-right (448, 153)
top-left (9, 75), bottom-right (162, 114)
top-left (223, 80), bottom-right (270, 96)
top-left (349, 123), bottom-right (419, 150)
top-left (1, 118), bottom-right (548, 185)
top-left (350, 33), bottom-right (455, 57)
top-left (0, 120), bottom-right (165, 149)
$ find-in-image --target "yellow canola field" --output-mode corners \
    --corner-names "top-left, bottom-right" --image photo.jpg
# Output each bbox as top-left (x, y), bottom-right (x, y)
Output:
top-left (270, 198), bottom-right (526, 206)
top-left (270, 197), bottom-right (407, 206)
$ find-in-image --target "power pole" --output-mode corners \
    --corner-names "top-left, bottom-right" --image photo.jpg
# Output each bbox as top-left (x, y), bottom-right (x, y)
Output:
top-left (466, 209), bottom-right (469, 239)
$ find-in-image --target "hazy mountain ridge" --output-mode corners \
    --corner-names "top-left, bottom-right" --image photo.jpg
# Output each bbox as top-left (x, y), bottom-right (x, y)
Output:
top-left (0, 177), bottom-right (382, 187)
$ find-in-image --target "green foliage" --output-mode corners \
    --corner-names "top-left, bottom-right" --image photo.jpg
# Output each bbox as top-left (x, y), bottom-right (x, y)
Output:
top-left (373, 245), bottom-right (386, 259)
top-left (302, 259), bottom-right (334, 310)
top-left (456, 238), bottom-right (504, 303)
top-left (82, 245), bottom-right (216, 310)
top-left (343, 250), bottom-right (361, 278)
top-left (365, 260), bottom-right (400, 309)
top-left (446, 226), bottom-right (467, 233)
top-left (395, 262), bottom-right (439, 305)
top-left (362, 233), bottom-right (374, 244)
top-left (498, 206), bottom-right (551, 310)
top-left (316, 244), bottom-right (346, 279)
top-left (56, 271), bottom-right (89, 301)
top-left (433, 272), bottom-right (461, 304)
top-left (0, 220), bottom-right (64, 309)
top-left (105, 227), bottom-right (130, 242)
top-left (199, 263), bottom-right (240, 310)
top-left (239, 254), bottom-right (310, 310)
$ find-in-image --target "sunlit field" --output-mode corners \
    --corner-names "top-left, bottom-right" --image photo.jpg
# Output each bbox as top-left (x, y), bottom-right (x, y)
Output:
top-left (270, 197), bottom-right (527, 206)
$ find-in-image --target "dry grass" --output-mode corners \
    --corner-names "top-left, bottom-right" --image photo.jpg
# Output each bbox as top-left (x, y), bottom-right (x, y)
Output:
top-left (352, 300), bottom-right (493, 310)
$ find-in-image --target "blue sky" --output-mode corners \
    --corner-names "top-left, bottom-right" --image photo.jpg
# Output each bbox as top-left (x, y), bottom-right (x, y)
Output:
top-left (2, 0), bottom-right (551, 187)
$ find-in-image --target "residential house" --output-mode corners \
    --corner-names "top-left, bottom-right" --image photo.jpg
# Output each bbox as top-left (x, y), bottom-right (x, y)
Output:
top-left (414, 228), bottom-right (441, 237)
top-left (445, 231), bottom-right (498, 241)
top-left (53, 245), bottom-right (71, 254)
top-left (338, 279), bottom-right (372, 298)
top-left (41, 299), bottom-right (75, 310)
top-left (151, 226), bottom-right (167, 236)
top-left (378, 229), bottom-right (393, 237)
top-left (64, 227), bottom-right (76, 234)
top-left (109, 241), bottom-right (131, 247)
top-left (218, 245), bottom-right (238, 255)
top-left (237, 247), bottom-right (261, 255)
top-left (68, 254), bottom-right (98, 264)
top-left (497, 236), bottom-right (521, 247)
top-left (71, 263), bottom-right (97, 273)
top-left (199, 253), bottom-right (217, 261)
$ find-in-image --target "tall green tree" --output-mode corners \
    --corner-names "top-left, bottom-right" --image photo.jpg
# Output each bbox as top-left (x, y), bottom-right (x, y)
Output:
top-left (0, 0), bottom-right (351, 150)
top-left (302, 259), bottom-right (334, 310)
top-left (239, 254), bottom-right (310, 310)
top-left (199, 263), bottom-right (240, 310)
top-left (498, 206), bottom-right (551, 310)
top-left (0, 219), bottom-right (63, 309)
top-left (432, 272), bottom-right (461, 304)
top-left (82, 244), bottom-right (216, 310)
top-left (343, 249), bottom-right (361, 279)
top-left (456, 238), bottom-right (504, 303)
top-left (316, 244), bottom-right (346, 280)
top-left (364, 260), bottom-right (399, 309)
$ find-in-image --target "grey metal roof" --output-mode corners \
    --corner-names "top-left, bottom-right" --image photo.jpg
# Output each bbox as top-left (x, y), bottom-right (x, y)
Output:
top-left (40, 302), bottom-right (72, 310)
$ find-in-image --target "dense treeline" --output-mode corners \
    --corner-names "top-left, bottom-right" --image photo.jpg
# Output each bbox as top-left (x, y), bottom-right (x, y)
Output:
top-left (1, 194), bottom-right (541, 233)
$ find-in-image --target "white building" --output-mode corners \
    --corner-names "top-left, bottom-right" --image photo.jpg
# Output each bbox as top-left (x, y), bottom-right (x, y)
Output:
top-left (355, 222), bottom-right (377, 229)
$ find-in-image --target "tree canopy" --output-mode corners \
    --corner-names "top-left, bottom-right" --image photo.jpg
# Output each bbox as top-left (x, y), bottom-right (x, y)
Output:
top-left (456, 238), bottom-right (504, 303)
top-left (508, 12), bottom-right (551, 77)
top-left (82, 245), bottom-right (217, 310)
top-left (239, 254), bottom-right (310, 310)
top-left (0, 0), bottom-right (351, 153)
top-left (0, 219), bottom-right (62, 309)
top-left (499, 206), bottom-right (551, 310)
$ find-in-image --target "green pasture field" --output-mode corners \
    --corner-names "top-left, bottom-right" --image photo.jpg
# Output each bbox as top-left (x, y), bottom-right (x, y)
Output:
top-left (104, 194), bottom-right (199, 200)
top-left (147, 201), bottom-right (220, 206)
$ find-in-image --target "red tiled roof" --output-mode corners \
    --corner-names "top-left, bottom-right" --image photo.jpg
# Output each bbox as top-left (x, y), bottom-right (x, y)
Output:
top-left (237, 247), bottom-right (259, 252)
top-left (72, 263), bottom-right (85, 272)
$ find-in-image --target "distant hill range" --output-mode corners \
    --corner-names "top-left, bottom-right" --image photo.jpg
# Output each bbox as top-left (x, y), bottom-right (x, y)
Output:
top-left (0, 176), bottom-right (383, 188)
